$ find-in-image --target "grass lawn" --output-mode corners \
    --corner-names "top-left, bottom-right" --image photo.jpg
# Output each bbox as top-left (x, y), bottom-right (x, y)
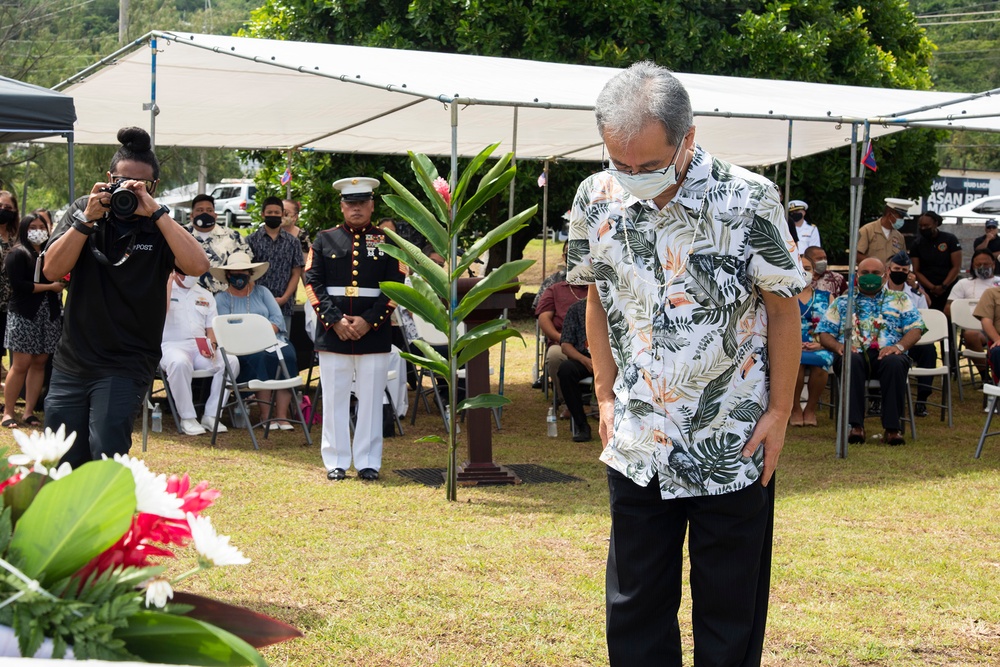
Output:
top-left (113, 311), bottom-right (1000, 667)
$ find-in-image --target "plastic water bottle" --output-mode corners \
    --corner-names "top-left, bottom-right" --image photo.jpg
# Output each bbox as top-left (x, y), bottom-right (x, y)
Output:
top-left (151, 404), bottom-right (162, 433)
top-left (547, 407), bottom-right (558, 438)
top-left (232, 405), bottom-right (246, 428)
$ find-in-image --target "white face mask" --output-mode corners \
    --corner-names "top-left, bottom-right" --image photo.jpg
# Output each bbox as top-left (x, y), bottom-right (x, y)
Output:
top-left (178, 274), bottom-right (197, 289)
top-left (606, 141), bottom-right (684, 200)
top-left (27, 229), bottom-right (49, 245)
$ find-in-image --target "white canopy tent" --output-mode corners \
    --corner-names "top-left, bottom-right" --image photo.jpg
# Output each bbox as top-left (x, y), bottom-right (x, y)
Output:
top-left (58, 31), bottom-right (976, 165)
top-left (56, 32), bottom-right (1000, 458)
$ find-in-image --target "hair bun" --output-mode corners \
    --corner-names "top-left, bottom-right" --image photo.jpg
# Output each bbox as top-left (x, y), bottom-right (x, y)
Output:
top-left (117, 126), bottom-right (151, 153)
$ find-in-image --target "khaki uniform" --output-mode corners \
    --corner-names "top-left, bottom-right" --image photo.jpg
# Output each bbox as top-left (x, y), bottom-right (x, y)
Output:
top-left (857, 220), bottom-right (905, 265)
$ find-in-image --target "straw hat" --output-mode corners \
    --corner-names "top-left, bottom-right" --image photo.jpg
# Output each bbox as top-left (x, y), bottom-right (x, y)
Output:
top-left (208, 251), bottom-right (269, 282)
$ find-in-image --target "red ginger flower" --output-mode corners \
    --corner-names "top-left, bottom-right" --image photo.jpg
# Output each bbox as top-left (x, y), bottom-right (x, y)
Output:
top-left (433, 177), bottom-right (451, 206)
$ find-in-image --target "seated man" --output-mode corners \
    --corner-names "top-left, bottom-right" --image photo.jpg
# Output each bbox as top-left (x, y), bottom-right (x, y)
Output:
top-left (556, 299), bottom-right (593, 442)
top-left (536, 278), bottom-right (588, 411)
top-left (885, 251), bottom-right (935, 417)
top-left (804, 246), bottom-right (846, 297)
top-left (818, 257), bottom-right (925, 446)
top-left (186, 194), bottom-right (250, 293)
top-left (160, 268), bottom-right (236, 435)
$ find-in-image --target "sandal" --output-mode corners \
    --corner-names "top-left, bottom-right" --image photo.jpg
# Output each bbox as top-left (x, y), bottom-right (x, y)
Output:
top-left (22, 415), bottom-right (41, 427)
top-left (1, 418), bottom-right (18, 429)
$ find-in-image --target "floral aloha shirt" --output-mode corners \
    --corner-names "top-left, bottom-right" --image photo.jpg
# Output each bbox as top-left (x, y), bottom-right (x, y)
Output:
top-left (816, 289), bottom-right (925, 352)
top-left (567, 144), bottom-right (806, 499)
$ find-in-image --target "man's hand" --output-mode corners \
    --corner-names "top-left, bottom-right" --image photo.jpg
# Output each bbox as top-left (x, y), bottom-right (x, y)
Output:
top-left (930, 284), bottom-right (945, 297)
top-left (345, 315), bottom-right (371, 337)
top-left (332, 317), bottom-right (359, 341)
top-left (878, 344), bottom-right (904, 360)
top-left (83, 182), bottom-right (111, 221)
top-left (597, 399), bottom-right (615, 448)
top-left (274, 295), bottom-right (288, 306)
top-left (120, 179), bottom-right (160, 218)
top-left (802, 341), bottom-right (822, 351)
top-left (741, 408), bottom-right (788, 487)
top-left (582, 357), bottom-right (594, 373)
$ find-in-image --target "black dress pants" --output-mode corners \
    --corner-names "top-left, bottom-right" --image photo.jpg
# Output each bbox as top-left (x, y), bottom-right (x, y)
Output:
top-left (557, 358), bottom-right (593, 428)
top-left (833, 349), bottom-right (911, 430)
top-left (907, 343), bottom-right (937, 403)
top-left (606, 469), bottom-right (774, 667)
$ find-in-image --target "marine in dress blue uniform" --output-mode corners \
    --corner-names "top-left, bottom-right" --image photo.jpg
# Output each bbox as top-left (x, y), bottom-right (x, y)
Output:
top-left (305, 177), bottom-right (404, 481)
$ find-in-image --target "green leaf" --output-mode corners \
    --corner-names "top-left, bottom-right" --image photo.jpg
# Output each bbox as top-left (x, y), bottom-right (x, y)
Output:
top-left (409, 151), bottom-right (451, 224)
top-left (453, 167), bottom-right (515, 236)
top-left (453, 205), bottom-right (537, 279)
top-left (116, 610), bottom-right (267, 666)
top-left (458, 393), bottom-right (512, 412)
top-left (454, 318), bottom-right (512, 353)
top-left (10, 459), bottom-right (136, 586)
top-left (456, 327), bottom-right (524, 367)
top-left (454, 259), bottom-right (534, 321)
top-left (377, 240), bottom-right (449, 300)
top-left (452, 142), bottom-right (501, 206)
top-left (416, 435), bottom-right (446, 444)
top-left (381, 172), bottom-right (448, 253)
top-left (378, 282), bottom-right (448, 334)
top-left (3, 471), bottom-right (47, 526)
top-left (400, 344), bottom-right (449, 379)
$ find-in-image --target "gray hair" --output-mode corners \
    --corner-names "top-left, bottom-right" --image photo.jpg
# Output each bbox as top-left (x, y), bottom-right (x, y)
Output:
top-left (595, 61), bottom-right (693, 147)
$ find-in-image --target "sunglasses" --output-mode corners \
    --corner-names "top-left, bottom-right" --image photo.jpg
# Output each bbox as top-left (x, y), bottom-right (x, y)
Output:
top-left (110, 175), bottom-right (157, 194)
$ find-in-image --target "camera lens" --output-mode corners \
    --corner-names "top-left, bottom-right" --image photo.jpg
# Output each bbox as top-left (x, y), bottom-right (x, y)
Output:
top-left (109, 187), bottom-right (139, 218)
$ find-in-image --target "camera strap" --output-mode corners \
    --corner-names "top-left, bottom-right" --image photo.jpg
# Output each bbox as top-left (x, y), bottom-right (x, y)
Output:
top-left (88, 222), bottom-right (138, 267)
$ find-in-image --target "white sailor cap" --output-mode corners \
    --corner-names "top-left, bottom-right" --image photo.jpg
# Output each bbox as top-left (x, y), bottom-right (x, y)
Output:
top-left (788, 199), bottom-right (808, 211)
top-left (333, 177), bottom-right (380, 201)
top-left (884, 197), bottom-right (917, 216)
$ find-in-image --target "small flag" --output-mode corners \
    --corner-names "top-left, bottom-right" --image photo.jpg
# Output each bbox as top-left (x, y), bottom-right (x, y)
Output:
top-left (862, 141), bottom-right (877, 172)
top-left (537, 171), bottom-right (547, 188)
top-left (280, 167), bottom-right (292, 185)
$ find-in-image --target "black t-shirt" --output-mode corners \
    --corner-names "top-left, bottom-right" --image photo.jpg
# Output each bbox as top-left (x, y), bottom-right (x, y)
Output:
top-left (973, 234), bottom-right (1000, 255)
top-left (909, 230), bottom-right (961, 287)
top-left (51, 203), bottom-right (176, 383)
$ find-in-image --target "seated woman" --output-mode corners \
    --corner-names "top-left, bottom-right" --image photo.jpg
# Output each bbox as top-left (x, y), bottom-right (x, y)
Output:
top-left (792, 254), bottom-right (834, 427)
top-left (946, 250), bottom-right (1000, 378)
top-left (2, 214), bottom-right (64, 428)
top-left (213, 252), bottom-right (299, 430)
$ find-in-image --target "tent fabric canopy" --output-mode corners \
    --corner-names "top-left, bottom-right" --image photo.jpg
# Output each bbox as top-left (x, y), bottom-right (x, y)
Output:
top-left (59, 31), bottom-right (980, 166)
top-left (0, 75), bottom-right (75, 143)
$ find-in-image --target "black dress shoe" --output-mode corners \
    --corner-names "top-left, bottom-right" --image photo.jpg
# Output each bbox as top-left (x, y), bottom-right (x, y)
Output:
top-left (847, 427), bottom-right (866, 444)
top-left (531, 377), bottom-right (543, 390)
top-left (358, 468), bottom-right (380, 481)
top-left (572, 423), bottom-right (593, 443)
top-left (327, 468), bottom-right (347, 481)
top-left (914, 403), bottom-right (928, 418)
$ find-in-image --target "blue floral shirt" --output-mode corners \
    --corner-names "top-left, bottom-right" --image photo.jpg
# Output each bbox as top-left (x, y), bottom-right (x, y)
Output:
top-left (817, 289), bottom-right (925, 352)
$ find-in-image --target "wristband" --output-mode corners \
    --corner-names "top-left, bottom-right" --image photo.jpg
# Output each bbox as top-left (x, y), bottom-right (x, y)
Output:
top-left (894, 343), bottom-right (905, 353)
top-left (71, 219), bottom-right (97, 236)
top-left (149, 204), bottom-right (170, 223)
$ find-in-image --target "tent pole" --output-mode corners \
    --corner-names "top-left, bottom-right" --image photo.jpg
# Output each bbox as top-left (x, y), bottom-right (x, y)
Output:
top-left (783, 120), bottom-right (792, 215)
top-left (285, 149), bottom-right (293, 198)
top-left (537, 159), bottom-right (550, 384)
top-left (497, 106), bottom-right (519, 418)
top-left (839, 122), bottom-right (867, 458)
top-left (447, 100), bottom-right (459, 496)
top-left (143, 36), bottom-right (158, 149)
top-left (67, 134), bottom-right (75, 204)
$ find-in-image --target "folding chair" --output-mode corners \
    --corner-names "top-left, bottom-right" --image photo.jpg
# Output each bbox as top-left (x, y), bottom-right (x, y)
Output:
top-left (907, 309), bottom-right (953, 435)
top-left (831, 371), bottom-right (915, 440)
top-left (950, 298), bottom-right (988, 400)
top-left (975, 383), bottom-right (1000, 458)
top-left (210, 313), bottom-right (312, 450)
top-left (552, 373), bottom-right (594, 437)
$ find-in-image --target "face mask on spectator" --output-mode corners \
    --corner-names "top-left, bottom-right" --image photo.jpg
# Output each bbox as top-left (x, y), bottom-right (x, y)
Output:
top-left (888, 270), bottom-right (908, 285)
top-left (0, 209), bottom-right (16, 227)
top-left (857, 273), bottom-right (884, 295)
top-left (975, 266), bottom-right (994, 280)
top-left (27, 229), bottom-right (48, 246)
top-left (263, 215), bottom-right (283, 229)
top-left (193, 213), bottom-right (215, 229)
top-left (789, 211), bottom-right (805, 223)
top-left (227, 273), bottom-right (250, 290)
top-left (813, 260), bottom-right (828, 274)
top-left (893, 218), bottom-right (906, 230)
top-left (178, 274), bottom-right (197, 289)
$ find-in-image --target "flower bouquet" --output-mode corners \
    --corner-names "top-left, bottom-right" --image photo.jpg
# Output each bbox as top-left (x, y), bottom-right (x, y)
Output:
top-left (0, 426), bottom-right (300, 664)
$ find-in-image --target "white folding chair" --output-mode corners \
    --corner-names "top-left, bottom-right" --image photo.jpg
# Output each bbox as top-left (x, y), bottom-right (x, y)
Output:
top-left (950, 298), bottom-right (987, 400)
top-left (211, 313), bottom-right (312, 450)
top-left (907, 309), bottom-right (953, 435)
top-left (975, 383), bottom-right (1000, 458)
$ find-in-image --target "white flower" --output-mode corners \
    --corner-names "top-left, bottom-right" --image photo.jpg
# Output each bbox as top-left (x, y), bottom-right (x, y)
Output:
top-left (187, 512), bottom-right (250, 567)
top-left (46, 462), bottom-right (73, 481)
top-left (8, 424), bottom-right (76, 467)
top-left (142, 577), bottom-right (174, 608)
top-left (107, 454), bottom-right (184, 519)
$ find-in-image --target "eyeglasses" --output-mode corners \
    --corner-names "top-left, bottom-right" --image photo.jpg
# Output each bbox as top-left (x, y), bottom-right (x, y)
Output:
top-left (110, 175), bottom-right (157, 194)
top-left (602, 140), bottom-right (683, 177)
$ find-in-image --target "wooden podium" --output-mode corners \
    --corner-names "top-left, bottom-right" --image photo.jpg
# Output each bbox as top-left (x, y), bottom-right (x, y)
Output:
top-left (454, 278), bottom-right (521, 486)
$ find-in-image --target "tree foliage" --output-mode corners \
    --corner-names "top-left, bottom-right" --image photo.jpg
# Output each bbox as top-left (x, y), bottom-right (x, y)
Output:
top-left (243, 0), bottom-right (942, 263)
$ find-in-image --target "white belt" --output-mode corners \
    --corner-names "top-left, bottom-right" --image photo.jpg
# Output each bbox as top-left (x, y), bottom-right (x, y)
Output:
top-left (326, 286), bottom-right (381, 297)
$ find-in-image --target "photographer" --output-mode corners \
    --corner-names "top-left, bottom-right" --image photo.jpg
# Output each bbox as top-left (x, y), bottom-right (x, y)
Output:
top-left (43, 127), bottom-right (209, 467)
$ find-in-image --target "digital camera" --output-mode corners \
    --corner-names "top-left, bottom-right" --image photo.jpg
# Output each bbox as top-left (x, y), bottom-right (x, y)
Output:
top-left (100, 182), bottom-right (139, 219)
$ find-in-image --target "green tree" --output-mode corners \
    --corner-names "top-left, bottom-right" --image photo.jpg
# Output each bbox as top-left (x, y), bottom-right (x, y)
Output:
top-left (243, 0), bottom-right (942, 263)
